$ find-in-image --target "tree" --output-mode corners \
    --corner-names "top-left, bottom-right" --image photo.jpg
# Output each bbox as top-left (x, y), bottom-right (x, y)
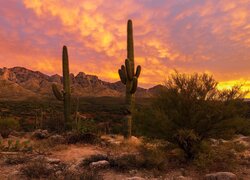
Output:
top-left (135, 71), bottom-right (249, 159)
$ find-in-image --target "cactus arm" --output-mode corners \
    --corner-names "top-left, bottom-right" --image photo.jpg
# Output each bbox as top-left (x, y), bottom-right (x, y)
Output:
top-left (118, 69), bottom-right (126, 84)
top-left (52, 84), bottom-right (64, 101)
top-left (135, 65), bottom-right (141, 78)
top-left (130, 77), bottom-right (138, 94)
top-left (121, 65), bottom-right (126, 76)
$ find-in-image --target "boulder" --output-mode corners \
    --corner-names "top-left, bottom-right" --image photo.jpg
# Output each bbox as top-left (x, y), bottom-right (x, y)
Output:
top-left (32, 129), bottom-right (49, 139)
top-left (89, 160), bottom-right (110, 169)
top-left (204, 172), bottom-right (237, 180)
top-left (48, 134), bottom-right (65, 144)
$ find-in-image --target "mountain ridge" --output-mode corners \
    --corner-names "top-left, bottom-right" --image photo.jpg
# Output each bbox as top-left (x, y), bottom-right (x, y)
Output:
top-left (0, 66), bottom-right (161, 100)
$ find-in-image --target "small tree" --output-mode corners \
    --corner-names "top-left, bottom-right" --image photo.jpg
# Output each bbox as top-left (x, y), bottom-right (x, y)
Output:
top-left (135, 71), bottom-right (249, 159)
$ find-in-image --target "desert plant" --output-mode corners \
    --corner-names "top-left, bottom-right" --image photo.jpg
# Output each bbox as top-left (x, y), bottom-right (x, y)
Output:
top-left (118, 19), bottom-right (141, 138)
top-left (66, 132), bottom-right (100, 144)
top-left (134, 72), bottom-right (249, 159)
top-left (0, 139), bottom-right (32, 152)
top-left (0, 117), bottom-right (19, 138)
top-left (21, 157), bottom-right (53, 178)
top-left (4, 154), bottom-right (30, 165)
top-left (193, 140), bottom-right (246, 172)
top-left (52, 46), bottom-right (71, 130)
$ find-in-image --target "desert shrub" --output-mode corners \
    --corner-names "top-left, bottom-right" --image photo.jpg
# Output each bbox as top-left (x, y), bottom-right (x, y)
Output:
top-left (19, 117), bottom-right (35, 132)
top-left (109, 153), bottom-right (141, 170)
top-left (75, 119), bottom-right (97, 134)
top-left (0, 117), bottom-right (20, 138)
top-left (4, 155), bottom-right (30, 165)
top-left (193, 140), bottom-right (246, 172)
top-left (21, 158), bottom-right (53, 178)
top-left (134, 72), bottom-right (250, 159)
top-left (66, 132), bottom-right (100, 144)
top-left (0, 139), bottom-right (32, 152)
top-left (138, 143), bottom-right (168, 170)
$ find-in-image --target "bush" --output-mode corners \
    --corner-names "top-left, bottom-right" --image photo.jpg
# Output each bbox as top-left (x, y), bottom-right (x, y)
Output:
top-left (193, 140), bottom-right (247, 172)
top-left (0, 139), bottom-right (32, 152)
top-left (134, 72), bottom-right (250, 159)
top-left (66, 132), bottom-right (100, 144)
top-left (4, 155), bottom-right (30, 165)
top-left (21, 158), bottom-right (53, 178)
top-left (0, 117), bottom-right (20, 138)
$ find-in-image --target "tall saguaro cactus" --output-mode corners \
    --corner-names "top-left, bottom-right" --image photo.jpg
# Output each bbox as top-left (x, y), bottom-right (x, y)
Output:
top-left (118, 20), bottom-right (141, 138)
top-left (52, 46), bottom-right (71, 130)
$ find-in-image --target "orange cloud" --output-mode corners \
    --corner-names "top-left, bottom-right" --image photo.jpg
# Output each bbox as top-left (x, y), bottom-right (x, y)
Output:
top-left (0, 0), bottom-right (249, 96)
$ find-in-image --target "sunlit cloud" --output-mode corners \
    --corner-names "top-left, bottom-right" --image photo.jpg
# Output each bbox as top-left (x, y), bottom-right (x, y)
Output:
top-left (0, 0), bottom-right (249, 97)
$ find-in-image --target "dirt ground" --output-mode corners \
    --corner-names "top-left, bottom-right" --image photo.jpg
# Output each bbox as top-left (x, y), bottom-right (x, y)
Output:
top-left (1, 134), bottom-right (250, 179)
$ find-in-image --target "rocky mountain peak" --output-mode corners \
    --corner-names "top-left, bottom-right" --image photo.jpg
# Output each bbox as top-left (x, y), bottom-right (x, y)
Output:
top-left (0, 67), bottom-right (17, 81)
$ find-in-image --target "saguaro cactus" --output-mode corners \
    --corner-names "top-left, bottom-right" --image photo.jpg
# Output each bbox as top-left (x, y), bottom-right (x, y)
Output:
top-left (118, 19), bottom-right (141, 138)
top-left (52, 46), bottom-right (71, 130)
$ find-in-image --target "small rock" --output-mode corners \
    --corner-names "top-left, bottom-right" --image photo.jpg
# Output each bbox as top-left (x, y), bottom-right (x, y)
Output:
top-left (129, 170), bottom-right (138, 175)
top-left (126, 177), bottom-right (145, 180)
top-left (46, 158), bottom-right (61, 164)
top-left (49, 134), bottom-right (65, 144)
top-left (204, 172), bottom-right (237, 180)
top-left (89, 160), bottom-right (109, 169)
top-left (32, 129), bottom-right (49, 139)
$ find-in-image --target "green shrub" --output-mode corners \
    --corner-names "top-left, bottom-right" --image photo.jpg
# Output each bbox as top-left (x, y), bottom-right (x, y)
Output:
top-left (0, 117), bottom-right (20, 138)
top-left (134, 72), bottom-right (250, 159)
top-left (0, 139), bottom-right (32, 152)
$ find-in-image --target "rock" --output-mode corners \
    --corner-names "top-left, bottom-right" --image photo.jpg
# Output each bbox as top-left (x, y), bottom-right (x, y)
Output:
top-left (126, 177), bottom-right (145, 180)
top-left (32, 129), bottom-right (49, 139)
top-left (89, 160), bottom-right (109, 169)
top-left (46, 158), bottom-right (61, 164)
top-left (129, 170), bottom-right (138, 175)
top-left (101, 135), bottom-right (124, 146)
top-left (174, 176), bottom-right (192, 180)
top-left (125, 136), bottom-right (141, 146)
top-left (204, 172), bottom-right (237, 180)
top-left (48, 134), bottom-right (65, 144)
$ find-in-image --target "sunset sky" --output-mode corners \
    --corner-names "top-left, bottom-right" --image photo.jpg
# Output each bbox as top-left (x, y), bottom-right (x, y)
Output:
top-left (0, 0), bottom-right (250, 94)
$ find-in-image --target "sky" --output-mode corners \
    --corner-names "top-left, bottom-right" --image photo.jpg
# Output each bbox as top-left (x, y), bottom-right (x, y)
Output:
top-left (0, 0), bottom-right (250, 94)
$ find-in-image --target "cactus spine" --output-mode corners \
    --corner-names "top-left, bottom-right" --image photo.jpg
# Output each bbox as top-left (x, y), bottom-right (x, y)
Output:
top-left (52, 46), bottom-right (71, 130)
top-left (118, 20), bottom-right (141, 138)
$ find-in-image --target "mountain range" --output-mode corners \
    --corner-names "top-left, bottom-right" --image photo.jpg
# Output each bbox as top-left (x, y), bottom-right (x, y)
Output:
top-left (0, 67), bottom-right (162, 100)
